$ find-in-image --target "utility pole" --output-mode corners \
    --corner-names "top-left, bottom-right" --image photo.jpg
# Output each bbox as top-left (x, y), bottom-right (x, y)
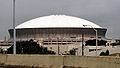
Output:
top-left (82, 29), bottom-right (84, 56)
top-left (95, 30), bottom-right (98, 56)
top-left (57, 37), bottom-right (60, 55)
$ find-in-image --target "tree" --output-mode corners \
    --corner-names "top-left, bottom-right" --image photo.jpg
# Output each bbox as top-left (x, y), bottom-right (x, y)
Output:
top-left (99, 50), bottom-right (109, 56)
top-left (105, 49), bottom-right (109, 56)
top-left (111, 42), bottom-right (120, 46)
top-left (0, 48), bottom-right (3, 53)
top-left (100, 52), bottom-right (105, 56)
top-left (69, 48), bottom-right (76, 55)
top-left (85, 39), bottom-right (107, 46)
top-left (7, 39), bottom-right (55, 54)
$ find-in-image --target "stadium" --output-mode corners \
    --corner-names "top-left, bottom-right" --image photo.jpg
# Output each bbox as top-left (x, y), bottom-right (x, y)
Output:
top-left (8, 15), bottom-right (107, 55)
top-left (9, 15), bottom-right (107, 43)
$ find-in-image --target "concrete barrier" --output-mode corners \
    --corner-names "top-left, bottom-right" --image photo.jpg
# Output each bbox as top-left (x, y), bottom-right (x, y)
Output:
top-left (64, 56), bottom-right (120, 68)
top-left (0, 54), bottom-right (7, 64)
top-left (0, 55), bottom-right (120, 68)
top-left (5, 55), bottom-right (64, 68)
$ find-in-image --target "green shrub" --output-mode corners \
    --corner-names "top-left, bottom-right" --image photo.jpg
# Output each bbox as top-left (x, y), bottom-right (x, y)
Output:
top-left (69, 48), bottom-right (76, 55)
top-left (100, 50), bottom-right (109, 56)
top-left (7, 39), bottom-right (56, 54)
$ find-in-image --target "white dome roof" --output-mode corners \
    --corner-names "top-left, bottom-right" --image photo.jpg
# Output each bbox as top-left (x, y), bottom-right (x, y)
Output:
top-left (16, 15), bottom-right (102, 29)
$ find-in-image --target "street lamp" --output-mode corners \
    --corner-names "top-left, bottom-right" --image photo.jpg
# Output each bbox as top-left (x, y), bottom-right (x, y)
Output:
top-left (83, 25), bottom-right (98, 56)
top-left (13, 0), bottom-right (16, 54)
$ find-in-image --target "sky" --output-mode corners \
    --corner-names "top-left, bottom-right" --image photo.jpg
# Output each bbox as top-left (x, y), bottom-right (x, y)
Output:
top-left (0, 0), bottom-right (120, 40)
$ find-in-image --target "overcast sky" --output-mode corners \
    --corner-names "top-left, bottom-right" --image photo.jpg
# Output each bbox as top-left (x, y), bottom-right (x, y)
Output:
top-left (0, 0), bottom-right (120, 40)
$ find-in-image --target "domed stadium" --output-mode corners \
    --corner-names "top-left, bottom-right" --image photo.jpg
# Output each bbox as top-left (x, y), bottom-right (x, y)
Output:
top-left (9, 15), bottom-right (107, 45)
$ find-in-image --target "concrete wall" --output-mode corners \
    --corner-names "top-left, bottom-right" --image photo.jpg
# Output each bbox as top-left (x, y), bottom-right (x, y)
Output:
top-left (0, 55), bottom-right (120, 68)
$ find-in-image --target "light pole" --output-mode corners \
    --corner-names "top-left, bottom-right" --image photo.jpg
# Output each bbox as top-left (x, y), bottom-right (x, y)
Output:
top-left (83, 25), bottom-right (98, 56)
top-left (13, 0), bottom-right (16, 54)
